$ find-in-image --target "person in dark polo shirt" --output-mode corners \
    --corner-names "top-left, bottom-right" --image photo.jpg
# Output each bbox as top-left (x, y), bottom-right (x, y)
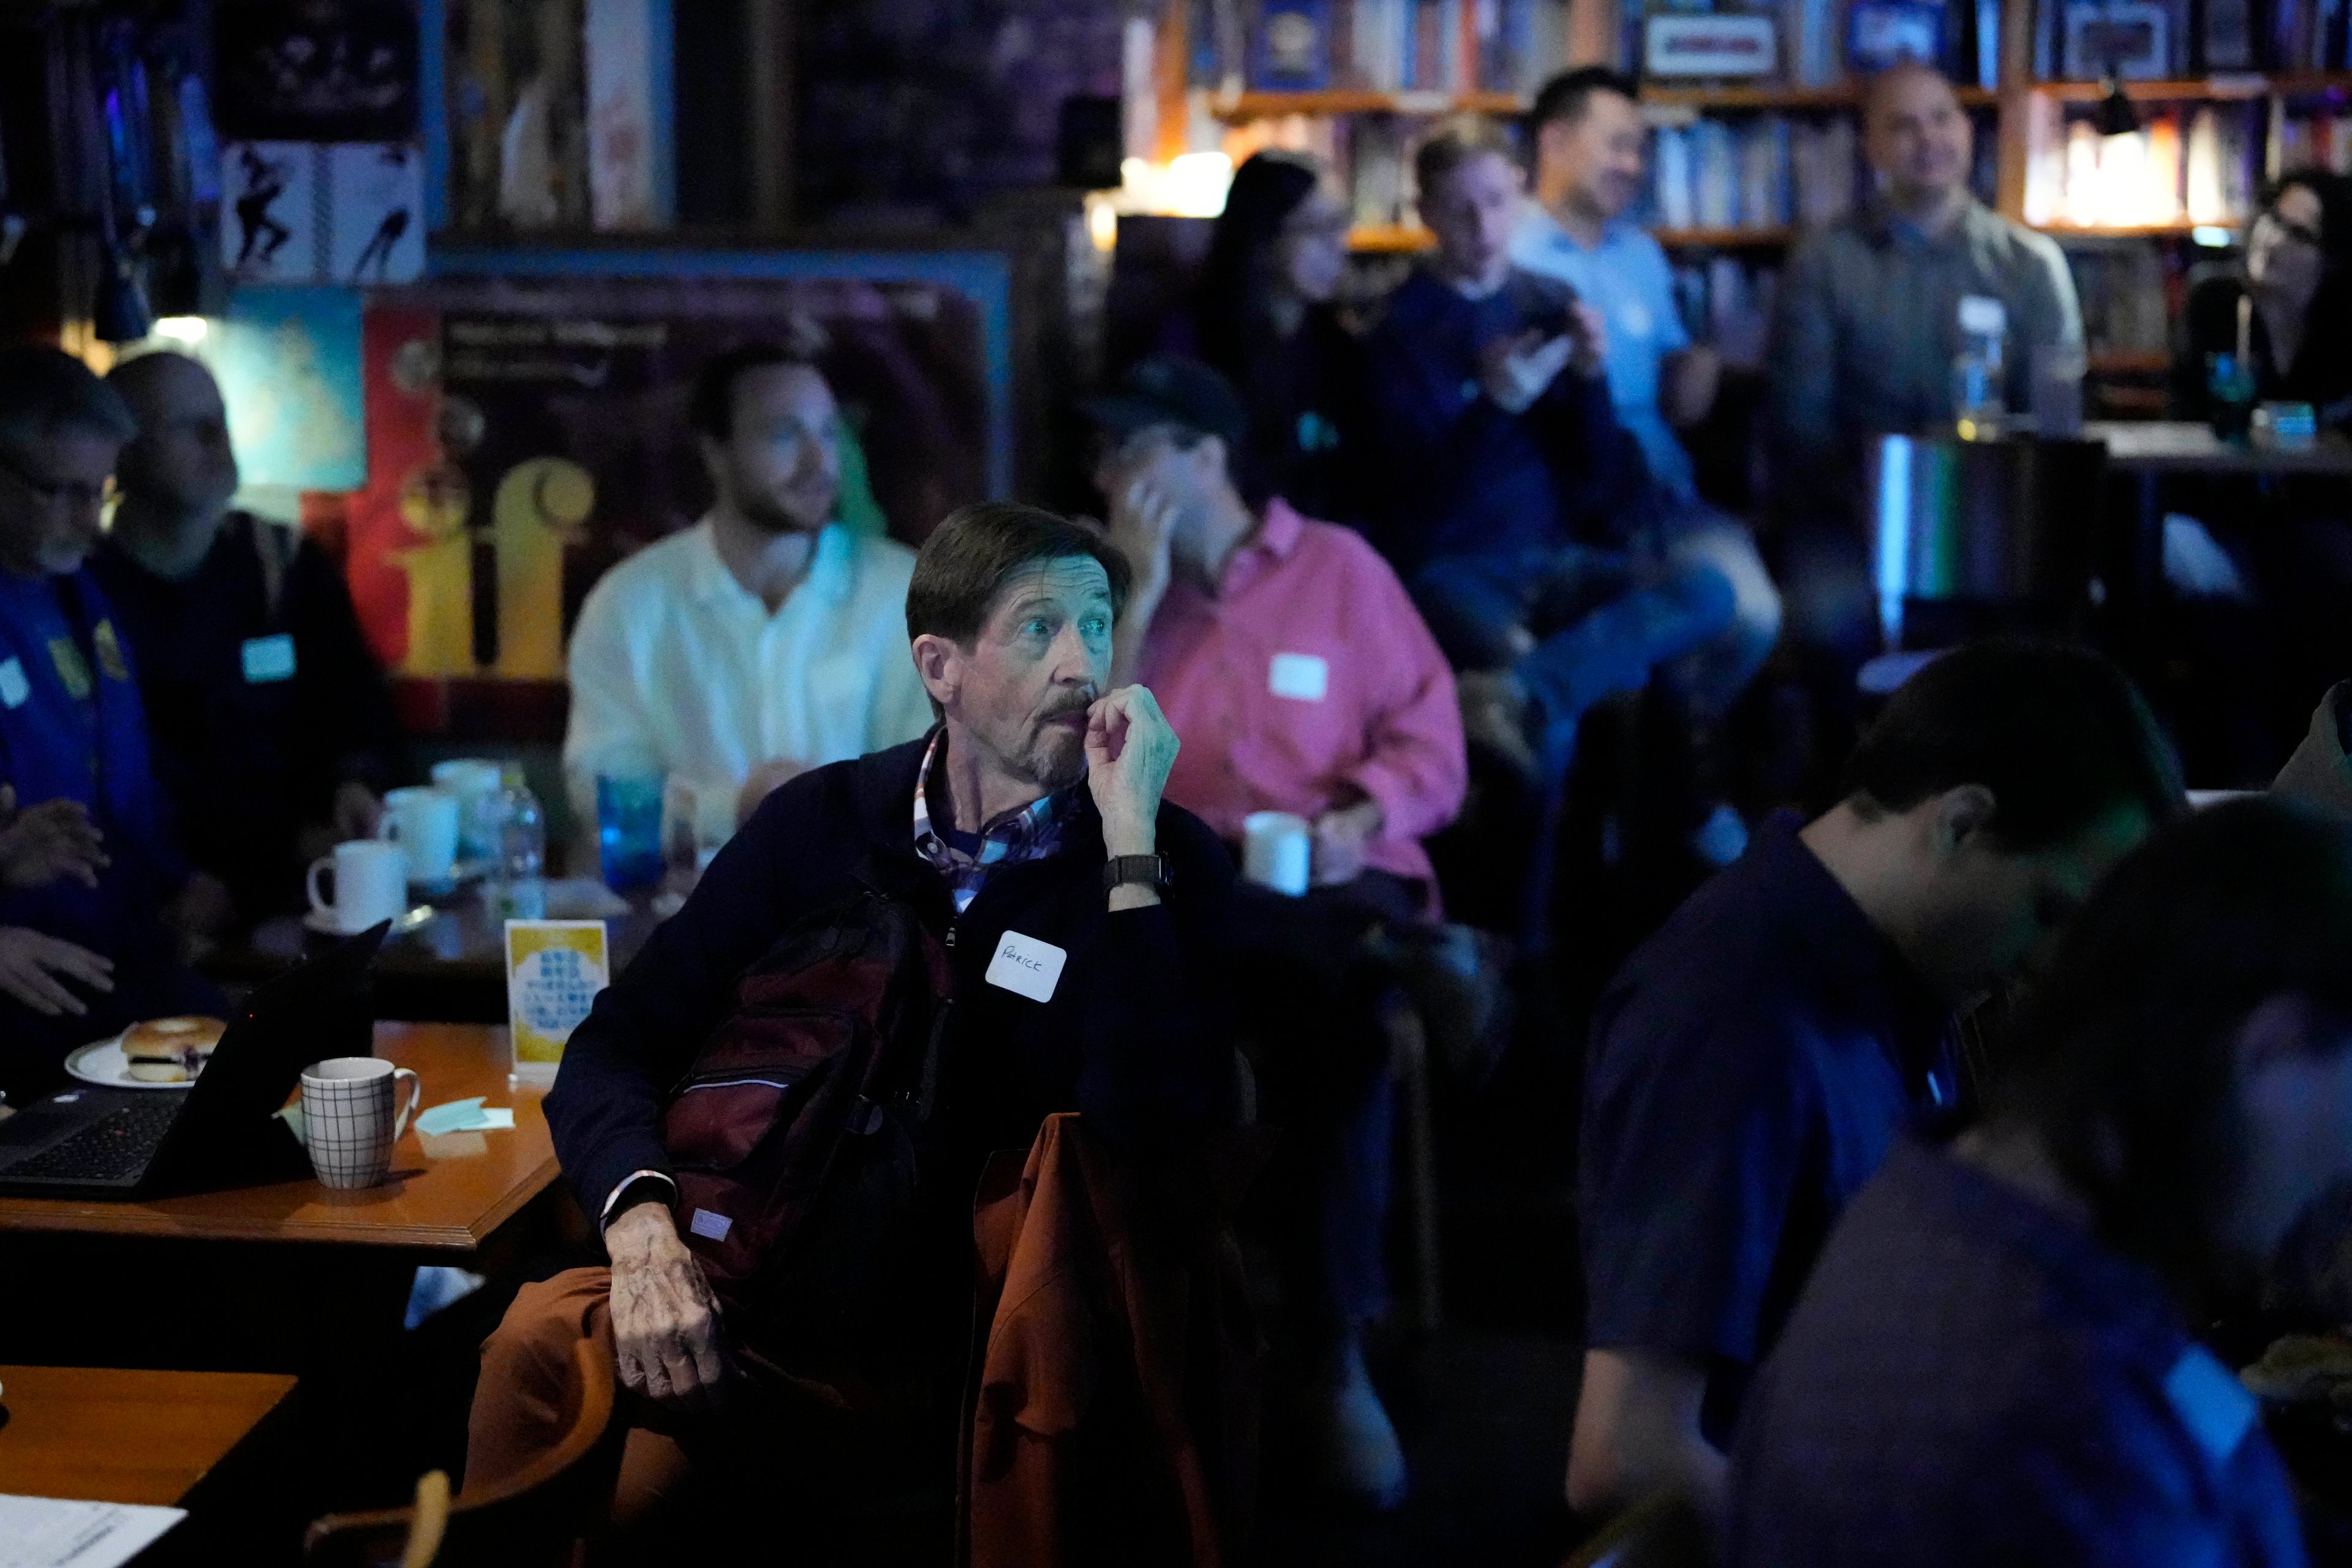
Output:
top-left (1731, 798), bottom-right (2352, 1568)
top-left (1569, 642), bottom-right (2183, 1529)
top-left (92, 352), bottom-right (399, 922)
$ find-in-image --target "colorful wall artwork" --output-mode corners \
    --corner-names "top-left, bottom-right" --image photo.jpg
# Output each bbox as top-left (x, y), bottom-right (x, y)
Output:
top-left (339, 249), bottom-right (1011, 684)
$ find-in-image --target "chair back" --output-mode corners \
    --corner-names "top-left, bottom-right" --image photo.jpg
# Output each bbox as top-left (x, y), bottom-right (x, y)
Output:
top-left (1561, 1491), bottom-right (1711, 1568)
top-left (306, 1337), bottom-right (622, 1568)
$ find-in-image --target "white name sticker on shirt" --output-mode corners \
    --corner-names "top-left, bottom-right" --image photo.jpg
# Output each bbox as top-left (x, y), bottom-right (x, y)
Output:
top-left (240, 633), bottom-right (297, 684)
top-left (0, 657), bottom-right (25, 710)
top-left (1268, 652), bottom-right (1330, 703)
top-left (1958, 294), bottom-right (2008, 336)
top-left (688, 1208), bottom-right (734, 1242)
top-left (985, 930), bottom-right (1068, 1004)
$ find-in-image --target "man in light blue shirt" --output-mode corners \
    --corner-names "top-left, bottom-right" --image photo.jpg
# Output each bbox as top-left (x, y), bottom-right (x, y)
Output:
top-left (1507, 68), bottom-right (1778, 769)
top-left (1510, 67), bottom-right (1717, 502)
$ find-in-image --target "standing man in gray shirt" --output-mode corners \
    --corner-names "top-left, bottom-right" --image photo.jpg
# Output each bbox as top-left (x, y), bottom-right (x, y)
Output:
top-left (1769, 62), bottom-right (2082, 649)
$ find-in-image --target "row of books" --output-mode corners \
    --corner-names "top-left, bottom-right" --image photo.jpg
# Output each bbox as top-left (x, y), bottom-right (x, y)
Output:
top-left (2027, 0), bottom-right (2351, 78)
top-left (1669, 255), bottom-right (1779, 367)
top-left (1219, 0), bottom-right (1570, 94)
top-left (1642, 108), bottom-right (1995, 231)
top-left (2062, 242), bottom-right (2174, 358)
top-left (2018, 99), bottom-right (2265, 225)
top-left (2278, 108), bottom-right (2352, 172)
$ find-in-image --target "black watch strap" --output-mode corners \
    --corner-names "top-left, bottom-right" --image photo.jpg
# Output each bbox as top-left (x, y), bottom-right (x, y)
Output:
top-left (1102, 853), bottom-right (1172, 894)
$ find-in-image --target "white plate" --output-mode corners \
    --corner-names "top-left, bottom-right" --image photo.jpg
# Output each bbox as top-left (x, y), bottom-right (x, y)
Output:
top-left (64, 1035), bottom-right (196, 1090)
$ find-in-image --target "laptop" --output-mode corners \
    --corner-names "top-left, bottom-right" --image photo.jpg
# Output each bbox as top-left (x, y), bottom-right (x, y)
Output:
top-left (0, 922), bottom-right (388, 1199)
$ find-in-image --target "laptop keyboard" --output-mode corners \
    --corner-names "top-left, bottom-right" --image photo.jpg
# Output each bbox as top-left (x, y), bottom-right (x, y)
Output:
top-left (1, 1098), bottom-right (181, 1182)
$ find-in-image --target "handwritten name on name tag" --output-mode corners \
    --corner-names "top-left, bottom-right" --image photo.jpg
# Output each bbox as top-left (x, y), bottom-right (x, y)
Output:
top-left (984, 929), bottom-right (1068, 1003)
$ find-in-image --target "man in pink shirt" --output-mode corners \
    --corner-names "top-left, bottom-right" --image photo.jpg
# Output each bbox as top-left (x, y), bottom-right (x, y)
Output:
top-left (1089, 356), bottom-right (1468, 1509)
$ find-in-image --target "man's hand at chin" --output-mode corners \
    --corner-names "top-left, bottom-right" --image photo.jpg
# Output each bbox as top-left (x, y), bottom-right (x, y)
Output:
top-left (1085, 685), bottom-right (1179, 860)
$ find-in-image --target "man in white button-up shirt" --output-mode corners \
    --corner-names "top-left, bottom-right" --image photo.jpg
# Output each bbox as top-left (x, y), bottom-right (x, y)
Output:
top-left (562, 346), bottom-right (935, 849)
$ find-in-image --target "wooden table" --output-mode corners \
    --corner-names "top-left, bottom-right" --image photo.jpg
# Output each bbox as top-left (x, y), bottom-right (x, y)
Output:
top-left (0, 1024), bottom-right (570, 1513)
top-left (0, 1023), bottom-right (558, 1253)
top-left (0, 1364), bottom-right (295, 1506)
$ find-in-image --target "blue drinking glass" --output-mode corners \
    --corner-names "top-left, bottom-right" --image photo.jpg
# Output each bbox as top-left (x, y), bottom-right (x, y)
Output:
top-left (595, 767), bottom-right (666, 892)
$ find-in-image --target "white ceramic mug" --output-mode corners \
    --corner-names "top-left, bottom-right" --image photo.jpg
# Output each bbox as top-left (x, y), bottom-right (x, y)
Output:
top-left (1242, 811), bottom-right (1312, 897)
top-left (379, 786), bottom-right (461, 887)
top-left (306, 839), bottom-right (408, 933)
top-left (300, 1056), bottom-right (423, 1189)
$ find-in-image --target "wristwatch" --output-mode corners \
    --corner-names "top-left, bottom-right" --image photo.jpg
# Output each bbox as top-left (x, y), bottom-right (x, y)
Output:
top-left (1102, 853), bottom-right (1173, 894)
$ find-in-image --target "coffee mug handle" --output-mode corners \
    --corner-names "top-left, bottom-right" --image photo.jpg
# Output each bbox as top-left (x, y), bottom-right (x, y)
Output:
top-left (306, 857), bottom-right (336, 916)
top-left (391, 1068), bottom-right (422, 1142)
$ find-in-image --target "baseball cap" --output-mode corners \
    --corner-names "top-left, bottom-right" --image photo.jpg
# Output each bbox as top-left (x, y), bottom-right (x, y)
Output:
top-left (1084, 355), bottom-right (1249, 449)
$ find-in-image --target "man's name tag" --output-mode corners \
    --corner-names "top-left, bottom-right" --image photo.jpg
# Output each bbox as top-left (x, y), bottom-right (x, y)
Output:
top-left (1958, 294), bottom-right (2008, 336)
top-left (688, 1208), bottom-right (734, 1242)
top-left (1268, 652), bottom-right (1329, 703)
top-left (0, 657), bottom-right (26, 710)
top-left (985, 930), bottom-right (1067, 1004)
top-left (241, 633), bottom-right (297, 684)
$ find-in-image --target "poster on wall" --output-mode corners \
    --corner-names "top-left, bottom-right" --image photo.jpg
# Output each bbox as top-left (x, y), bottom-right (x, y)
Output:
top-left (221, 141), bottom-right (320, 282)
top-left (328, 143), bottom-right (427, 282)
top-left (213, 0), bottom-right (422, 142)
top-left (213, 286), bottom-right (368, 491)
top-left (342, 254), bottom-right (1010, 683)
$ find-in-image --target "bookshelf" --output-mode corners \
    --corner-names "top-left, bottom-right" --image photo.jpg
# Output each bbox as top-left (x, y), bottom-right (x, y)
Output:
top-left (1145, 0), bottom-right (2351, 232)
top-left (1218, 90), bottom-right (1526, 119)
top-left (1145, 0), bottom-right (2351, 366)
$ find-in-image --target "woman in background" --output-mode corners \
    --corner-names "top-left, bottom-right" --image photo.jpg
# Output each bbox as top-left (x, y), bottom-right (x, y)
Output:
top-left (1174, 151), bottom-right (1370, 526)
top-left (2170, 171), bottom-right (2352, 772)
top-left (2179, 169), bottom-right (2352, 427)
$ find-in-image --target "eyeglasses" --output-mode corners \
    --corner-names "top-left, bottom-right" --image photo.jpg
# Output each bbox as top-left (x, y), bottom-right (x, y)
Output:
top-left (0, 449), bottom-right (112, 513)
top-left (2255, 209), bottom-right (2323, 250)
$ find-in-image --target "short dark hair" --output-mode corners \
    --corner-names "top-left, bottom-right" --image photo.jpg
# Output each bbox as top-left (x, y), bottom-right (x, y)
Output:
top-left (1528, 67), bottom-right (1640, 135)
top-left (1413, 115), bottom-right (1521, 200)
top-left (688, 342), bottom-right (817, 443)
top-left (1992, 797), bottom-right (2352, 1297)
top-left (0, 343), bottom-right (137, 453)
top-left (1841, 640), bottom-right (2184, 849)
top-left (906, 502), bottom-right (1132, 647)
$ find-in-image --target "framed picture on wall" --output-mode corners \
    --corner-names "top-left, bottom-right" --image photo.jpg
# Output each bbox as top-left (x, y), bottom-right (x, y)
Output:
top-left (2062, 1), bottom-right (2173, 78)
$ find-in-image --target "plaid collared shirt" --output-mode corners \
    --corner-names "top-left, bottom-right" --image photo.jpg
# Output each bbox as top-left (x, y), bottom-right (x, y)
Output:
top-left (911, 729), bottom-right (1076, 913)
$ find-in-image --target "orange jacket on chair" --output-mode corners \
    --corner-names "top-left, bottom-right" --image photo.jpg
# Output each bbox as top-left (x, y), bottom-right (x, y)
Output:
top-left (962, 1112), bottom-right (1264, 1568)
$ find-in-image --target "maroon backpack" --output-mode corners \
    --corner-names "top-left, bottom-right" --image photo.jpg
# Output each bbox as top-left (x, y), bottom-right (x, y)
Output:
top-left (660, 888), bottom-right (954, 1387)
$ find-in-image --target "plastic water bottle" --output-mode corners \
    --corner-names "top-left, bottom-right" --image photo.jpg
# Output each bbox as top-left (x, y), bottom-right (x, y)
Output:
top-left (481, 764), bottom-right (547, 922)
top-left (1951, 294), bottom-right (2009, 440)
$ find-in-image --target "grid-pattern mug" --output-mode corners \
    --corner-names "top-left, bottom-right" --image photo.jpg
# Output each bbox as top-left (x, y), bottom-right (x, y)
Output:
top-left (300, 1057), bottom-right (423, 1189)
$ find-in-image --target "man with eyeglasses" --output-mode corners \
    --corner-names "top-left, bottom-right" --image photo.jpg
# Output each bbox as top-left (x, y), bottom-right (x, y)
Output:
top-left (0, 344), bottom-right (225, 1104)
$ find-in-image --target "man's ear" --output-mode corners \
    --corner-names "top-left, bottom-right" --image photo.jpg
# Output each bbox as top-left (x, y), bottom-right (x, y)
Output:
top-left (696, 434), bottom-right (729, 496)
top-left (910, 633), bottom-right (960, 710)
top-left (1932, 783), bottom-right (1999, 853)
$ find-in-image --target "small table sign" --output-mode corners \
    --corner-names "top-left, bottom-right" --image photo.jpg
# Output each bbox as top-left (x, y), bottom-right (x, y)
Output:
top-left (503, 920), bottom-right (610, 1088)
